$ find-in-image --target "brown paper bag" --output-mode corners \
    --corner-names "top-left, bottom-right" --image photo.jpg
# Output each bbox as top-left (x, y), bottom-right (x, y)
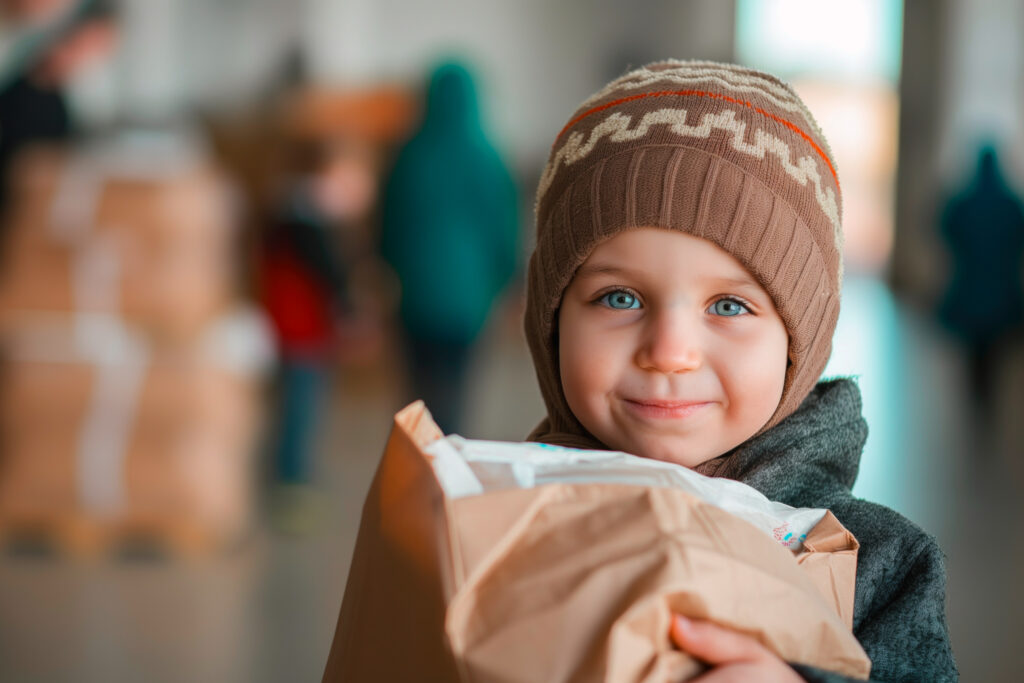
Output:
top-left (323, 402), bottom-right (871, 682)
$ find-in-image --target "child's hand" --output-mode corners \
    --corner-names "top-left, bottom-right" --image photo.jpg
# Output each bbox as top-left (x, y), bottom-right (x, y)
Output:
top-left (670, 615), bottom-right (803, 682)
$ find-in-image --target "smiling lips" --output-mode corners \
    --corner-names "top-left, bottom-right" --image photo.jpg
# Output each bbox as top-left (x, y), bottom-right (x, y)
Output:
top-left (623, 398), bottom-right (712, 419)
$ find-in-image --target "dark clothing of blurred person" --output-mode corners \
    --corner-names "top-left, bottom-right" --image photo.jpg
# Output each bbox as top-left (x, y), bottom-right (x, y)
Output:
top-left (0, 0), bottom-right (115, 212)
top-left (938, 145), bottom-right (1024, 409)
top-left (0, 75), bottom-right (69, 201)
top-left (262, 138), bottom-right (377, 533)
top-left (380, 61), bottom-right (519, 435)
top-left (262, 184), bottom-right (352, 478)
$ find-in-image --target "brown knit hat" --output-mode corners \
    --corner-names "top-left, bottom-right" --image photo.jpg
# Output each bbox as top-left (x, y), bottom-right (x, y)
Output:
top-left (525, 60), bottom-right (843, 449)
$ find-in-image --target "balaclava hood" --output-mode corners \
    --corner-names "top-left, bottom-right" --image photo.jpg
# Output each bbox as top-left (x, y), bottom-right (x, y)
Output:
top-left (525, 60), bottom-right (844, 453)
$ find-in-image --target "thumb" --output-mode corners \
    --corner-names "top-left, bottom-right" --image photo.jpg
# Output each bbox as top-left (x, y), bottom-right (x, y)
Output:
top-left (670, 615), bottom-right (764, 666)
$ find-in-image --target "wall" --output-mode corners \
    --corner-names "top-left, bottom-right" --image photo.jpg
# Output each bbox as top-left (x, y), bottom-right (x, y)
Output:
top-left (893, 0), bottom-right (1024, 303)
top-left (68, 0), bottom-right (736, 174)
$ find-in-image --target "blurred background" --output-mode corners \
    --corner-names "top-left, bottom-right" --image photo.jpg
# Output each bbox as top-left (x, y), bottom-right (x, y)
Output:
top-left (0, 0), bottom-right (1020, 680)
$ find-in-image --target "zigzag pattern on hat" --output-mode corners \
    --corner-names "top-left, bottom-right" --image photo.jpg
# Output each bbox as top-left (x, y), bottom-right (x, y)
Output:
top-left (577, 61), bottom-right (832, 160)
top-left (538, 107), bottom-right (842, 252)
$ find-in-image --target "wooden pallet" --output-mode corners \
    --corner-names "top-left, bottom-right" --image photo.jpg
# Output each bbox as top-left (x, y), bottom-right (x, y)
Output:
top-left (0, 512), bottom-right (235, 560)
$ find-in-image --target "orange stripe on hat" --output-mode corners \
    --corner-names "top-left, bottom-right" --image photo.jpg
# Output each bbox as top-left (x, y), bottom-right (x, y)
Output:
top-left (555, 89), bottom-right (840, 194)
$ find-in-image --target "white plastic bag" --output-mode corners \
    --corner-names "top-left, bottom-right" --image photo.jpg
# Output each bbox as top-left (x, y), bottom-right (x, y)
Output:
top-left (426, 436), bottom-right (825, 552)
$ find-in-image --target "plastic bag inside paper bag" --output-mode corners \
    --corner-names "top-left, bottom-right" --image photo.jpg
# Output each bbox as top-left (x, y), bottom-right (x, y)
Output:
top-left (321, 402), bottom-right (871, 683)
top-left (427, 436), bottom-right (827, 553)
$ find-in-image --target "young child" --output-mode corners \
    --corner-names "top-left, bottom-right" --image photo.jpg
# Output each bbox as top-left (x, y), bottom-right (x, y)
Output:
top-left (523, 61), bottom-right (957, 682)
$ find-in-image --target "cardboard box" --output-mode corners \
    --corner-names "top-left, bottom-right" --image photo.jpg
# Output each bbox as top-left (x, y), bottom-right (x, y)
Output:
top-left (0, 309), bottom-right (273, 538)
top-left (0, 142), bottom-right (237, 340)
top-left (0, 397), bottom-right (255, 532)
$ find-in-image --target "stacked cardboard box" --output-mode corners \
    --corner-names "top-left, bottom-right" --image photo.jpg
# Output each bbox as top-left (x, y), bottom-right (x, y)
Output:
top-left (0, 141), bottom-right (236, 339)
top-left (0, 138), bottom-right (273, 552)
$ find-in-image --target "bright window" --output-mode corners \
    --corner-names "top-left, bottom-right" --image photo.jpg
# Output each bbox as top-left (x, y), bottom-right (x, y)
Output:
top-left (736, 0), bottom-right (904, 274)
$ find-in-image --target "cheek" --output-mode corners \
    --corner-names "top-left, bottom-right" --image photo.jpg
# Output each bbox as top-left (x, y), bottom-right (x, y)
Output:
top-left (712, 325), bottom-right (790, 417)
top-left (768, 329), bottom-right (790, 400)
top-left (559, 331), bottom-right (599, 409)
top-left (721, 328), bottom-right (788, 418)
top-left (558, 315), bottom-right (624, 415)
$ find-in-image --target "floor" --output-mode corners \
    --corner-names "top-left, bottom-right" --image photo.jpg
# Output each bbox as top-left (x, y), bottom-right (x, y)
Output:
top-left (0, 275), bottom-right (1021, 682)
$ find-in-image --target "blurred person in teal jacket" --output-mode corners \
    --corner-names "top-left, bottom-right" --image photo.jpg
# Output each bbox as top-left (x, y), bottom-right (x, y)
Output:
top-left (380, 60), bottom-right (519, 435)
top-left (938, 144), bottom-right (1024, 410)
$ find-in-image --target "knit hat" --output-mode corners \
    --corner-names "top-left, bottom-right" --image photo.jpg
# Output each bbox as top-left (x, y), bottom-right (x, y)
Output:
top-left (524, 60), bottom-right (844, 451)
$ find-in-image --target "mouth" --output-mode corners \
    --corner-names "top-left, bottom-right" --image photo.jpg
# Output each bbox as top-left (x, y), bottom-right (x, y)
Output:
top-left (622, 398), bottom-right (713, 420)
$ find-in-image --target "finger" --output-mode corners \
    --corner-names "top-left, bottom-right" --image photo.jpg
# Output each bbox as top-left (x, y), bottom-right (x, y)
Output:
top-left (670, 615), bottom-right (766, 666)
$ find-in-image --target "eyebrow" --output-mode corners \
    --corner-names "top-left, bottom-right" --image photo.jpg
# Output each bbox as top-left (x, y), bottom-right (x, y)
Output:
top-left (574, 263), bottom-right (640, 278)
top-left (708, 276), bottom-right (764, 292)
top-left (575, 263), bottom-right (764, 292)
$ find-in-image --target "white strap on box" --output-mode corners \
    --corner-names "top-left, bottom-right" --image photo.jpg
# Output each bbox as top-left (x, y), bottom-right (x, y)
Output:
top-left (73, 314), bottom-right (148, 516)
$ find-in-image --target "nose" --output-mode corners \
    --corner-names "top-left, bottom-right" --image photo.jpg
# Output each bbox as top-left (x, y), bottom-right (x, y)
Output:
top-left (634, 309), bottom-right (702, 373)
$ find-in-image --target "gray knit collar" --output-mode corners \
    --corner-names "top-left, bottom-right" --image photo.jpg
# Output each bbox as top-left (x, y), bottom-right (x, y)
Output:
top-left (695, 378), bottom-right (867, 505)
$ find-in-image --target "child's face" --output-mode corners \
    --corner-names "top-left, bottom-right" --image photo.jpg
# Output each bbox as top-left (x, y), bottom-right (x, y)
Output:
top-left (557, 227), bottom-right (789, 468)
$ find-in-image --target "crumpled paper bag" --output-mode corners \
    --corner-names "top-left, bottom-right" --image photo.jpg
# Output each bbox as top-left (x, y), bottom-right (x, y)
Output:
top-left (322, 402), bottom-right (871, 682)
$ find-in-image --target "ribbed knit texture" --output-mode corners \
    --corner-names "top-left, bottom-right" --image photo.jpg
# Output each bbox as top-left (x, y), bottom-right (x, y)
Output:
top-left (525, 60), bottom-right (844, 447)
top-left (711, 379), bottom-right (957, 681)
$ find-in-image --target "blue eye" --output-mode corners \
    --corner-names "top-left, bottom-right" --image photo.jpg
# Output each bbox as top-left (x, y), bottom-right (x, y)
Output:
top-left (709, 298), bottom-right (749, 316)
top-left (600, 290), bottom-right (640, 310)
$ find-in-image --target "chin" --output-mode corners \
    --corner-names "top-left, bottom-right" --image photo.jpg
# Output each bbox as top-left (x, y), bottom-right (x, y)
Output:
top-left (627, 436), bottom-right (716, 469)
